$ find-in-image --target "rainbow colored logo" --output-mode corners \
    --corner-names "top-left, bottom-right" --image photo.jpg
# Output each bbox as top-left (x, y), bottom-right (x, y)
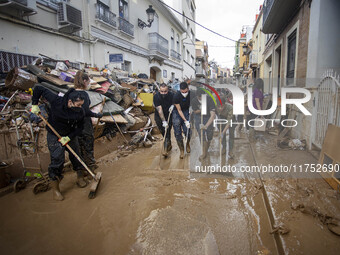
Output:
top-left (197, 82), bottom-right (223, 106)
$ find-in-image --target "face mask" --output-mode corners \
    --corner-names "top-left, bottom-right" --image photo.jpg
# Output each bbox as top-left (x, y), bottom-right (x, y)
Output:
top-left (161, 93), bottom-right (168, 99)
top-left (181, 92), bottom-right (188, 98)
top-left (71, 107), bottom-right (82, 112)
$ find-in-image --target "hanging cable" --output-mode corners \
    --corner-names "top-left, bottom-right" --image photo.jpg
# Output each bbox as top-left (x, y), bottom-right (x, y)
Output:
top-left (158, 0), bottom-right (238, 42)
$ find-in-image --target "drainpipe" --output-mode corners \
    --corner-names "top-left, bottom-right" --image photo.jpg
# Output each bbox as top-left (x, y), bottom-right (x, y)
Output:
top-left (83, 0), bottom-right (94, 66)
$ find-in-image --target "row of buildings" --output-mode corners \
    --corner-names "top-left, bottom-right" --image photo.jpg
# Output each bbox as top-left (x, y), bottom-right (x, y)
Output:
top-left (0, 0), bottom-right (199, 82)
top-left (234, 0), bottom-right (340, 150)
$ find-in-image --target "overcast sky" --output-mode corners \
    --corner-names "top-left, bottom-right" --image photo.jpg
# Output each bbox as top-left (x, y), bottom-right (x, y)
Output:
top-left (195, 0), bottom-right (264, 69)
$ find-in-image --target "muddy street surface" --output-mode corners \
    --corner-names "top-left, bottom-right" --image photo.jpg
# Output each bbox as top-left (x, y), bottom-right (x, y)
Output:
top-left (1, 130), bottom-right (340, 255)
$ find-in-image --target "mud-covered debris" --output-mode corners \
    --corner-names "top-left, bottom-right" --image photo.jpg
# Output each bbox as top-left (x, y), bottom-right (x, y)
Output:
top-left (270, 225), bottom-right (290, 235)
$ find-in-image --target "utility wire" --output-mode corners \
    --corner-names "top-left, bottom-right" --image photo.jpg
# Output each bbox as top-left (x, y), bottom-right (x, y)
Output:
top-left (158, 0), bottom-right (238, 43)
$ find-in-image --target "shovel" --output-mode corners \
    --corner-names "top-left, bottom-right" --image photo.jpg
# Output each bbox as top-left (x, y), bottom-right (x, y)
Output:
top-left (38, 114), bottom-right (102, 199)
top-left (158, 105), bottom-right (174, 169)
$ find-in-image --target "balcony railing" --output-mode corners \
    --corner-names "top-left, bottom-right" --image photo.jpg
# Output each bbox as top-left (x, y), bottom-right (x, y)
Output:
top-left (263, 0), bottom-right (274, 27)
top-left (249, 51), bottom-right (258, 67)
top-left (148, 33), bottom-right (169, 58)
top-left (262, 0), bottom-right (301, 34)
top-left (96, 10), bottom-right (116, 27)
top-left (118, 17), bottom-right (134, 37)
top-left (170, 49), bottom-right (181, 61)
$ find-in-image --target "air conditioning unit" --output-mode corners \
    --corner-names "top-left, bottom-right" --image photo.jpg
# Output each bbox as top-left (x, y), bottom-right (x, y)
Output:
top-left (0, 0), bottom-right (37, 16)
top-left (57, 2), bottom-right (82, 34)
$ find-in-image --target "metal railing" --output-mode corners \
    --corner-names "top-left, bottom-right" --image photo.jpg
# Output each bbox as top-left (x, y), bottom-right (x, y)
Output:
top-left (96, 10), bottom-right (116, 27)
top-left (118, 17), bottom-right (134, 37)
top-left (170, 49), bottom-right (181, 61)
top-left (148, 33), bottom-right (169, 57)
top-left (263, 0), bottom-right (275, 25)
top-left (313, 70), bottom-right (340, 149)
top-left (249, 51), bottom-right (258, 66)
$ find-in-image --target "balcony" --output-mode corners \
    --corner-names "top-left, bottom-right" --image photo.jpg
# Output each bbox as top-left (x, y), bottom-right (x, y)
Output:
top-left (262, 0), bottom-right (301, 34)
top-left (249, 51), bottom-right (258, 68)
top-left (148, 33), bottom-right (169, 60)
top-left (96, 10), bottom-right (116, 28)
top-left (170, 49), bottom-right (181, 62)
top-left (118, 17), bottom-right (134, 37)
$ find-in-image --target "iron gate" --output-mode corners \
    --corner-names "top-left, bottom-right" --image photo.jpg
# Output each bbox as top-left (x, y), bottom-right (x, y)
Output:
top-left (313, 70), bottom-right (340, 149)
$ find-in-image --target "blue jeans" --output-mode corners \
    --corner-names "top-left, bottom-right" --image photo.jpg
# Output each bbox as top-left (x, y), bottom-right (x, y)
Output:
top-left (172, 109), bottom-right (191, 142)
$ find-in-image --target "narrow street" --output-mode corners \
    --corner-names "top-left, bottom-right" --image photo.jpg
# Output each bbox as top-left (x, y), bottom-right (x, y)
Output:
top-left (1, 129), bottom-right (339, 255)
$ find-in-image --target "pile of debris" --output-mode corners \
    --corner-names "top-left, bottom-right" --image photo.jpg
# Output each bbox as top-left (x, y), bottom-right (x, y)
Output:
top-left (0, 55), bottom-right (163, 150)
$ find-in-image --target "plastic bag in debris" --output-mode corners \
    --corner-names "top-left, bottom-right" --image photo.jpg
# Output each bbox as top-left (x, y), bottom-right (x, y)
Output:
top-left (55, 62), bottom-right (68, 71)
top-left (288, 139), bottom-right (306, 150)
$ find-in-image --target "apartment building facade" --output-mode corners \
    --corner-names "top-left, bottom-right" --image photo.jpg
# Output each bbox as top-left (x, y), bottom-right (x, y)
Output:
top-left (0, 0), bottom-right (197, 82)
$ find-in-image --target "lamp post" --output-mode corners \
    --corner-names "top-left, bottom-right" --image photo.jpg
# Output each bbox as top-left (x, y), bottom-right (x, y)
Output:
top-left (138, 5), bottom-right (156, 29)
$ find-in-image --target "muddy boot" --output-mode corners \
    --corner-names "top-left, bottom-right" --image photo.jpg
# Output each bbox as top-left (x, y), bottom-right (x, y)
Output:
top-left (50, 178), bottom-right (64, 201)
top-left (177, 140), bottom-right (185, 159)
top-left (162, 139), bottom-right (168, 157)
top-left (199, 141), bottom-right (211, 161)
top-left (186, 138), bottom-right (191, 153)
top-left (76, 170), bottom-right (87, 188)
top-left (167, 139), bottom-right (172, 152)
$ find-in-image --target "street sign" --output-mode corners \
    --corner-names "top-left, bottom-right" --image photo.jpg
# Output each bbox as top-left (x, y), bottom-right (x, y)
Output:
top-left (109, 54), bottom-right (123, 63)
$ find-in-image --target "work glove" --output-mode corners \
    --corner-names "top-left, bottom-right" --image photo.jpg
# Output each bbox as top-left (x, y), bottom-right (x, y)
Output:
top-left (169, 105), bottom-right (174, 112)
top-left (30, 105), bottom-right (40, 115)
top-left (162, 120), bottom-right (168, 128)
top-left (185, 120), bottom-right (190, 129)
top-left (58, 136), bottom-right (70, 146)
top-left (96, 112), bottom-right (103, 118)
top-left (199, 124), bottom-right (206, 130)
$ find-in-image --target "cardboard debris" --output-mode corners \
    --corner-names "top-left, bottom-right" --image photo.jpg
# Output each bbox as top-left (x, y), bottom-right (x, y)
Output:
top-left (92, 76), bottom-right (107, 83)
top-left (318, 124), bottom-right (340, 190)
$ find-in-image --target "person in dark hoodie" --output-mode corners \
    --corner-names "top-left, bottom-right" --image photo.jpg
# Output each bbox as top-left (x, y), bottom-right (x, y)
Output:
top-left (73, 70), bottom-right (102, 171)
top-left (31, 86), bottom-right (87, 201)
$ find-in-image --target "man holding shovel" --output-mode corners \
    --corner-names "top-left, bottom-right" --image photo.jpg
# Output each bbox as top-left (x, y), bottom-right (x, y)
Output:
top-left (31, 86), bottom-right (87, 201)
top-left (172, 82), bottom-right (191, 159)
top-left (153, 83), bottom-right (174, 157)
top-left (192, 89), bottom-right (216, 161)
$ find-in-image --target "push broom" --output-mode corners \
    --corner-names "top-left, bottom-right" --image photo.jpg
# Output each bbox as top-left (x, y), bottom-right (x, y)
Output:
top-left (38, 114), bottom-right (102, 199)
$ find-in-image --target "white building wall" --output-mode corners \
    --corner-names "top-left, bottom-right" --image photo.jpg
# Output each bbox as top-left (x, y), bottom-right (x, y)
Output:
top-left (0, 0), bottom-right (189, 83)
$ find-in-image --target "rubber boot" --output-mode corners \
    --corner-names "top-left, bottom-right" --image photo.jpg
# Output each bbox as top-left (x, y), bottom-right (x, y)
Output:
top-left (186, 138), bottom-right (191, 153)
top-left (76, 170), bottom-right (87, 188)
top-left (162, 138), bottom-right (169, 157)
top-left (199, 141), bottom-right (211, 161)
top-left (50, 178), bottom-right (64, 201)
top-left (177, 140), bottom-right (185, 159)
top-left (167, 139), bottom-right (172, 152)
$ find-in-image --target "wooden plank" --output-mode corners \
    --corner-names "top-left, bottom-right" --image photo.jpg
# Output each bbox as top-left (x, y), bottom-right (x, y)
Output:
top-left (100, 115), bottom-right (128, 124)
top-left (38, 74), bottom-right (73, 86)
top-left (318, 124), bottom-right (340, 190)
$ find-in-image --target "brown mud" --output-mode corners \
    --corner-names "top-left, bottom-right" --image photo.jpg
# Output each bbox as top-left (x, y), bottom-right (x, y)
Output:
top-left (0, 131), bottom-right (339, 255)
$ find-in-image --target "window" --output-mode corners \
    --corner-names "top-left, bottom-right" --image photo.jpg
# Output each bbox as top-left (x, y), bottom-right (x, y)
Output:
top-left (186, 20), bottom-right (190, 33)
top-left (176, 34), bottom-right (180, 53)
top-left (171, 29), bottom-right (175, 50)
top-left (119, 0), bottom-right (128, 20)
top-left (191, 29), bottom-right (195, 42)
top-left (191, 55), bottom-right (194, 66)
top-left (190, 3), bottom-right (195, 18)
top-left (183, 45), bottom-right (186, 60)
top-left (96, 1), bottom-right (116, 27)
top-left (187, 50), bottom-right (190, 62)
top-left (286, 30), bottom-right (296, 82)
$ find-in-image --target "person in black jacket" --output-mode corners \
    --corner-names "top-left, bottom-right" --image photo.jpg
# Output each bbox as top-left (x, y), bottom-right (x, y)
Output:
top-left (31, 86), bottom-right (87, 201)
top-left (74, 71), bottom-right (102, 171)
top-left (153, 83), bottom-right (174, 157)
